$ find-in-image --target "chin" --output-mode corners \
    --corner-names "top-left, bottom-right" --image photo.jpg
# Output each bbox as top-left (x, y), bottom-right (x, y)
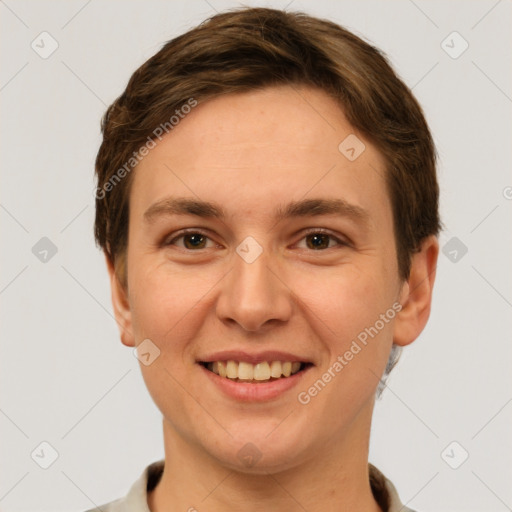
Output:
top-left (199, 417), bottom-right (315, 475)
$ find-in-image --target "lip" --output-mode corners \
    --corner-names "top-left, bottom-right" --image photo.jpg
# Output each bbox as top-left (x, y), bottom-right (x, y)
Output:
top-left (199, 362), bottom-right (312, 402)
top-left (197, 350), bottom-right (313, 365)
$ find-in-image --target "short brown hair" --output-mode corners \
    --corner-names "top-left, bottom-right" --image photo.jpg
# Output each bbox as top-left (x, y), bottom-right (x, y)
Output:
top-left (94, 6), bottom-right (440, 285)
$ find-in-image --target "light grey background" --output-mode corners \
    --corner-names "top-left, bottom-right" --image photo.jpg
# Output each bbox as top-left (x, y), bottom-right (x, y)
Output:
top-left (1, 1), bottom-right (511, 511)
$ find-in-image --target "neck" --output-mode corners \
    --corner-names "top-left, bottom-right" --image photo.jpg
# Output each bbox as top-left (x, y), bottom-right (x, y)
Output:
top-left (149, 402), bottom-right (382, 512)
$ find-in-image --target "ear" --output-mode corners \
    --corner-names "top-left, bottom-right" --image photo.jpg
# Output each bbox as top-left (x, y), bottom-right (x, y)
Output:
top-left (105, 253), bottom-right (135, 347)
top-left (393, 235), bottom-right (439, 347)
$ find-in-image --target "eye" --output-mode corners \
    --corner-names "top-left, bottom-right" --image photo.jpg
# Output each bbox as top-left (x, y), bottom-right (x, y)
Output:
top-left (165, 230), bottom-right (216, 250)
top-left (296, 229), bottom-right (348, 250)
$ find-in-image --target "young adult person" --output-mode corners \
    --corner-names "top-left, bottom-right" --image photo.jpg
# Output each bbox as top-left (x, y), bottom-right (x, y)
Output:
top-left (91, 7), bottom-right (440, 511)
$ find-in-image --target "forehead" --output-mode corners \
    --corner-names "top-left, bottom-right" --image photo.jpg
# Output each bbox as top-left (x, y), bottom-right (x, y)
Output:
top-left (130, 85), bottom-right (391, 225)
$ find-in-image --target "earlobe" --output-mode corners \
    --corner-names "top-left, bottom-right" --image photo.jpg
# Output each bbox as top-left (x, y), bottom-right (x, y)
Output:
top-left (393, 236), bottom-right (439, 347)
top-left (105, 253), bottom-right (135, 347)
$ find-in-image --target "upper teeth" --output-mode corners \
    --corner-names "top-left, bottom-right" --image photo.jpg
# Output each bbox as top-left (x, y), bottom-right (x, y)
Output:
top-left (207, 360), bottom-right (302, 380)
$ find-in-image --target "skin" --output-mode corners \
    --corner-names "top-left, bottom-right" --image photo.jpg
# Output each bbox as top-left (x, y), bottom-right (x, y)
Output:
top-left (107, 85), bottom-right (438, 512)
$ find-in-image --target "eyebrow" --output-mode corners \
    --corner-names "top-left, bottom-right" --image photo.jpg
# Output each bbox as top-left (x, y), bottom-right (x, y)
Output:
top-left (143, 196), bottom-right (370, 226)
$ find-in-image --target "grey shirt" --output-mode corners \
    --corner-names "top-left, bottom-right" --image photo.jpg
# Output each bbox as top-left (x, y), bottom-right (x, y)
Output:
top-left (87, 460), bottom-right (416, 512)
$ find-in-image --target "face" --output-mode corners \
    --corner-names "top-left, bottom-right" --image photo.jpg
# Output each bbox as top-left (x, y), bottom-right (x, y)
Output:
top-left (109, 86), bottom-right (434, 473)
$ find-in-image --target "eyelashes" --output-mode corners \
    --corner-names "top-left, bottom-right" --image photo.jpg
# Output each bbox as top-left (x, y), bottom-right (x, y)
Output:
top-left (164, 228), bottom-right (350, 252)
top-left (295, 229), bottom-right (348, 250)
top-left (166, 231), bottom-right (215, 250)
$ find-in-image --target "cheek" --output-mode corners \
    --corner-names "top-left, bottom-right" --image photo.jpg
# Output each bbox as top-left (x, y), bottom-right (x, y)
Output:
top-left (126, 261), bottom-right (217, 414)
top-left (288, 263), bottom-right (397, 400)
top-left (290, 264), bottom-right (392, 340)
top-left (127, 254), bottom-right (215, 348)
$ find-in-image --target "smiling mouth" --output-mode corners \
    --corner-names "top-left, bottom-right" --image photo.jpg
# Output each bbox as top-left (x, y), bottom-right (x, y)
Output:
top-left (200, 360), bottom-right (311, 383)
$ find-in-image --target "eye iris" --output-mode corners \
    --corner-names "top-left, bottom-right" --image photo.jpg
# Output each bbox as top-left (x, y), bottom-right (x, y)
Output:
top-left (307, 233), bottom-right (330, 250)
top-left (184, 234), bottom-right (206, 249)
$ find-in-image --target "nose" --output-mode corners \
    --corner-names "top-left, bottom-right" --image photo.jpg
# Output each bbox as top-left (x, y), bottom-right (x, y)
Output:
top-left (215, 246), bottom-right (293, 332)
